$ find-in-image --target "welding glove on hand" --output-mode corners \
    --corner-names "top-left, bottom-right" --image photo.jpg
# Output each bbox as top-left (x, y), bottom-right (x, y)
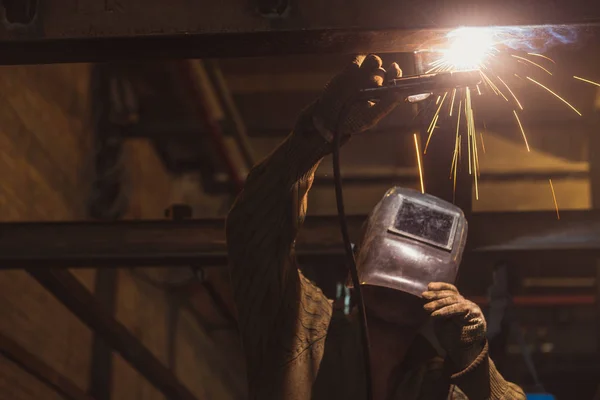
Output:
top-left (423, 283), bottom-right (487, 372)
top-left (310, 54), bottom-right (403, 142)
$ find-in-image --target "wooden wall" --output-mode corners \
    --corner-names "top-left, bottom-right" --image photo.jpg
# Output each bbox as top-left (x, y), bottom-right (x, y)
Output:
top-left (0, 64), bottom-right (245, 400)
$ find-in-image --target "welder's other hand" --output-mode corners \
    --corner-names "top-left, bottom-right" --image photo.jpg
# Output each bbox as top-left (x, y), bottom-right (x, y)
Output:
top-left (311, 54), bottom-right (403, 140)
top-left (422, 282), bottom-right (487, 371)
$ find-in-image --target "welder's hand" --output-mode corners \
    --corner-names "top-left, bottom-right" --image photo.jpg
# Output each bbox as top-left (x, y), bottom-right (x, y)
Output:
top-left (423, 282), bottom-right (487, 371)
top-left (311, 54), bottom-right (403, 140)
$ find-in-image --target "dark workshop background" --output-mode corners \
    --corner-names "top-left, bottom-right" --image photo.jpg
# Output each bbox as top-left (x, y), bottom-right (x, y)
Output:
top-left (0, 6), bottom-right (600, 400)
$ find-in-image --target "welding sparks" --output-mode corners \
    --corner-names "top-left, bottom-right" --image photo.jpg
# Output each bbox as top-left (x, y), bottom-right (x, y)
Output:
top-left (466, 88), bottom-right (479, 199)
top-left (480, 132), bottom-right (486, 154)
top-left (449, 88), bottom-right (457, 116)
top-left (573, 76), bottom-right (600, 87)
top-left (480, 71), bottom-right (509, 101)
top-left (466, 104), bottom-right (471, 175)
top-left (526, 76), bottom-right (582, 116)
top-left (418, 26), bottom-right (582, 205)
top-left (513, 110), bottom-right (530, 152)
top-left (497, 75), bottom-right (523, 110)
top-left (451, 101), bottom-right (462, 178)
top-left (527, 53), bottom-right (556, 64)
top-left (414, 134), bottom-right (425, 194)
top-left (427, 92), bottom-right (447, 134)
top-left (425, 92), bottom-right (447, 154)
top-left (511, 55), bottom-right (553, 75)
top-left (549, 179), bottom-right (560, 220)
top-left (424, 114), bottom-right (439, 154)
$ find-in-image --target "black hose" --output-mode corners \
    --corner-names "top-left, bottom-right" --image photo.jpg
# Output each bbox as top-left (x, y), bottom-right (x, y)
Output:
top-left (332, 105), bottom-right (373, 400)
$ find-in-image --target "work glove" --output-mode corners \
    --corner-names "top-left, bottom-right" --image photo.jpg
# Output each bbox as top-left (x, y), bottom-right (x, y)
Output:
top-left (310, 54), bottom-right (403, 141)
top-left (422, 282), bottom-right (487, 372)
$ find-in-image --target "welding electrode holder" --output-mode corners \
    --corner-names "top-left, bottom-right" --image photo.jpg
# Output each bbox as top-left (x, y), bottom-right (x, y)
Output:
top-left (358, 69), bottom-right (482, 100)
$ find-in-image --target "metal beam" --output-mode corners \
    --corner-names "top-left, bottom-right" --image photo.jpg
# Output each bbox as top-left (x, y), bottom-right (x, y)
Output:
top-left (0, 29), bottom-right (438, 65)
top-left (0, 332), bottom-right (94, 400)
top-left (0, 0), bottom-right (599, 64)
top-left (27, 269), bottom-right (199, 400)
top-left (88, 269), bottom-right (118, 400)
top-left (0, 211), bottom-right (596, 268)
top-left (313, 170), bottom-right (588, 185)
top-left (5, 0), bottom-right (600, 41)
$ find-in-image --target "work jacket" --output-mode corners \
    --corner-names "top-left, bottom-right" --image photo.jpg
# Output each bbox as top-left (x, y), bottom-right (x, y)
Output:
top-left (226, 111), bottom-right (526, 399)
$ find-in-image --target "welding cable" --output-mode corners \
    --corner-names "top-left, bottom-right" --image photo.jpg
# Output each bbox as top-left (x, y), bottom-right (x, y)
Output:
top-left (332, 100), bottom-right (373, 400)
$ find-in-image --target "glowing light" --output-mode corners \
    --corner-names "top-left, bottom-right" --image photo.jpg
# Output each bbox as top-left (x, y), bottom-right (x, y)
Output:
top-left (439, 27), bottom-right (496, 71)
top-left (418, 26), bottom-right (582, 204)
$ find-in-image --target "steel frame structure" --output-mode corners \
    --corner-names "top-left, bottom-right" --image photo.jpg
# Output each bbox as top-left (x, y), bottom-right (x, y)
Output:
top-left (1, 0), bottom-right (600, 398)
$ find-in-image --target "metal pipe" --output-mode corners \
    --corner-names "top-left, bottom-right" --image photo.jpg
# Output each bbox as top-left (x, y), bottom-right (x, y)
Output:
top-left (205, 60), bottom-right (257, 169)
top-left (178, 61), bottom-right (245, 192)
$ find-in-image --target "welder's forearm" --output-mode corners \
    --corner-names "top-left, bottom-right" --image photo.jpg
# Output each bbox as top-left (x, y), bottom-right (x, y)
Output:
top-left (226, 113), bottom-right (331, 276)
top-left (227, 119), bottom-right (330, 231)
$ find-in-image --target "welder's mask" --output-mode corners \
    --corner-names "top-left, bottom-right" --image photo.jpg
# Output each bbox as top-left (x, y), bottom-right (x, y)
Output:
top-left (355, 187), bottom-right (468, 298)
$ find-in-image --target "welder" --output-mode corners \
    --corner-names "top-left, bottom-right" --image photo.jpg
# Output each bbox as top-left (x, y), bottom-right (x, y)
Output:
top-left (226, 54), bottom-right (526, 400)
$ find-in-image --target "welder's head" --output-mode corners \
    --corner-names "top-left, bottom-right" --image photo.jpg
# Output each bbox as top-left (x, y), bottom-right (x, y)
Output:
top-left (353, 187), bottom-right (468, 327)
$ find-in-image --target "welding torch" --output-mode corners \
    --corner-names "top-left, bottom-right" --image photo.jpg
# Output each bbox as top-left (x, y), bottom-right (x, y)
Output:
top-left (358, 69), bottom-right (482, 101)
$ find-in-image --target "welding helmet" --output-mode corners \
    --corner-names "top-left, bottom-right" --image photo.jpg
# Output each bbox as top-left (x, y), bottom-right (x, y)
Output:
top-left (355, 187), bottom-right (468, 297)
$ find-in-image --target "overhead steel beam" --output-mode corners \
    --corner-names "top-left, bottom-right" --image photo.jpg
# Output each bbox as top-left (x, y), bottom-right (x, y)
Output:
top-left (0, 0), bottom-right (599, 64)
top-left (0, 29), bottom-right (439, 65)
top-left (0, 211), bottom-right (598, 268)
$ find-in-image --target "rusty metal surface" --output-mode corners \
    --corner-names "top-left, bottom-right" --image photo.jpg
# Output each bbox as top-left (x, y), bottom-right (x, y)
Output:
top-left (3, 0), bottom-right (600, 39)
top-left (0, 0), bottom-right (598, 63)
top-left (0, 211), bottom-right (597, 268)
top-left (0, 29), bottom-right (441, 64)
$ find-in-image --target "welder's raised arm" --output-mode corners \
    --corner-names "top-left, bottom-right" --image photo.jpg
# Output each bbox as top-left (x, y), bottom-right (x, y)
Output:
top-left (226, 55), bottom-right (404, 397)
top-left (226, 104), bottom-right (336, 395)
